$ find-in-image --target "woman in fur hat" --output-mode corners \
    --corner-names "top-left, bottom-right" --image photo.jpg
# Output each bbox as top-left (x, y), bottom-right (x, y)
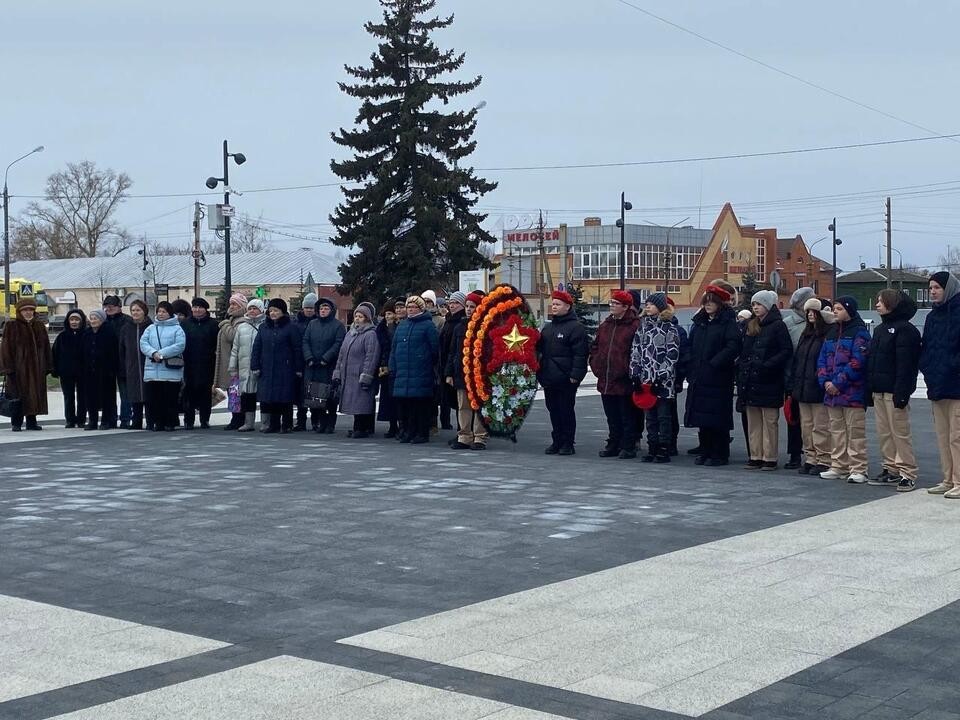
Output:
top-left (0, 298), bottom-right (52, 431)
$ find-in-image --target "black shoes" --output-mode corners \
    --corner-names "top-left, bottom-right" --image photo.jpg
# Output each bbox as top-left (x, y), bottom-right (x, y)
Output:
top-left (450, 441), bottom-right (471, 450)
top-left (598, 446), bottom-right (620, 458)
top-left (761, 461), bottom-right (778, 471)
top-left (471, 443), bottom-right (486, 451)
top-left (706, 458), bottom-right (729, 467)
top-left (799, 462), bottom-right (814, 475)
top-left (545, 444), bottom-right (559, 455)
top-left (744, 460), bottom-right (763, 470)
top-left (618, 449), bottom-right (636, 459)
top-left (557, 446), bottom-right (575, 456)
top-left (694, 456), bottom-right (707, 465)
top-left (784, 456), bottom-right (802, 470)
top-left (410, 435), bottom-right (428, 444)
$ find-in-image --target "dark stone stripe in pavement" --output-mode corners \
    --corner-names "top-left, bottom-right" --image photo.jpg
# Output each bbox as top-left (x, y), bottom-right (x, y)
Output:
top-left (0, 644), bottom-right (277, 720)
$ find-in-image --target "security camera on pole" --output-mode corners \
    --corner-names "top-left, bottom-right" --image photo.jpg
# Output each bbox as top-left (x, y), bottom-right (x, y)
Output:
top-left (205, 140), bottom-right (246, 299)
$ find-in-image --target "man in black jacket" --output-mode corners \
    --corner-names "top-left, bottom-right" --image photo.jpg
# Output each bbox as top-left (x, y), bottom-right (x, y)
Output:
top-left (536, 291), bottom-right (589, 456)
top-left (181, 297), bottom-right (220, 428)
top-left (103, 295), bottom-right (134, 428)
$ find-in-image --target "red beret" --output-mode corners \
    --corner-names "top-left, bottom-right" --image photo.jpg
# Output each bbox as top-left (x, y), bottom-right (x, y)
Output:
top-left (704, 284), bottom-right (732, 303)
top-left (552, 290), bottom-right (574, 305)
top-left (466, 292), bottom-right (484, 306)
top-left (610, 290), bottom-right (634, 306)
top-left (665, 296), bottom-right (675, 307)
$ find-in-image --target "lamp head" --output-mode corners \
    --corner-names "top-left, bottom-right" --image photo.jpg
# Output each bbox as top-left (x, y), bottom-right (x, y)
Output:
top-left (623, 200), bottom-right (633, 211)
top-left (835, 238), bottom-right (843, 246)
top-left (205, 176), bottom-right (219, 190)
top-left (828, 222), bottom-right (835, 232)
top-left (33, 146), bottom-right (44, 153)
top-left (615, 219), bottom-right (624, 228)
top-left (233, 153), bottom-right (246, 165)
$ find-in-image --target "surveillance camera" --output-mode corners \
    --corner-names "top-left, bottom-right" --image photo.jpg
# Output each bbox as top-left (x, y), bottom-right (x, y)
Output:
top-left (233, 152), bottom-right (246, 165)
top-left (205, 177), bottom-right (219, 190)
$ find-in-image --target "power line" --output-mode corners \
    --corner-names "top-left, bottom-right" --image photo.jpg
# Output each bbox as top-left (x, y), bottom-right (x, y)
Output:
top-left (611, 0), bottom-right (958, 143)
top-left (474, 133), bottom-right (960, 172)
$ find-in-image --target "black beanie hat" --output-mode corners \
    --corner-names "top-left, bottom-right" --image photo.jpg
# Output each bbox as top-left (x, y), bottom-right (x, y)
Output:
top-left (191, 297), bottom-right (210, 310)
top-left (836, 295), bottom-right (859, 318)
top-left (931, 271), bottom-right (951, 290)
top-left (268, 297), bottom-right (288, 314)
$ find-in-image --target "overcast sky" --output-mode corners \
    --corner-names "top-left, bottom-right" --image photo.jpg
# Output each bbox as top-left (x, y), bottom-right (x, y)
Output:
top-left (4, 0), bottom-right (959, 272)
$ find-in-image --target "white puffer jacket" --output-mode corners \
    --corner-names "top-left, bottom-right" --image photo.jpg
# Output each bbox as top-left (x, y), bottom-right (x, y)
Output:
top-left (229, 314), bottom-right (264, 394)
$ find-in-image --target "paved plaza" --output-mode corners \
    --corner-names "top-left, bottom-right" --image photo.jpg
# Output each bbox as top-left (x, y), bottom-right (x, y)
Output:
top-left (1, 393), bottom-right (959, 719)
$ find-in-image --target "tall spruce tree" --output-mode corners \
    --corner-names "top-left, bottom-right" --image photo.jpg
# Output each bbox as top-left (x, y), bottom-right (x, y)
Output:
top-left (330, 0), bottom-right (497, 304)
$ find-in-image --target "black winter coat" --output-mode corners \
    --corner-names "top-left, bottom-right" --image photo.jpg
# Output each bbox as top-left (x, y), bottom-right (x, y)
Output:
top-left (119, 319), bottom-right (153, 404)
top-left (302, 315), bottom-right (346, 385)
top-left (536, 311), bottom-right (589, 387)
top-left (52, 310), bottom-right (87, 380)
top-left (737, 306), bottom-right (793, 408)
top-left (867, 294), bottom-right (921, 407)
top-left (790, 328), bottom-right (828, 404)
top-left (683, 306), bottom-right (740, 430)
top-left (81, 325), bottom-right (119, 412)
top-left (439, 309), bottom-right (465, 380)
top-left (919, 283), bottom-right (960, 401)
top-left (181, 314), bottom-right (219, 390)
top-left (251, 314), bottom-right (305, 404)
top-left (444, 312), bottom-right (470, 389)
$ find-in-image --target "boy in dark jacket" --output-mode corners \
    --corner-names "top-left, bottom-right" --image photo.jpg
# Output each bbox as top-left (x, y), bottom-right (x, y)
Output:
top-left (536, 291), bottom-right (588, 456)
top-left (589, 290), bottom-right (640, 459)
top-left (867, 290), bottom-right (921, 491)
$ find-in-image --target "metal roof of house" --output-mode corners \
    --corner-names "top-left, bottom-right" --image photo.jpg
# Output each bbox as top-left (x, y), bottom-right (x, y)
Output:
top-left (7, 250), bottom-right (344, 290)
top-left (837, 267), bottom-right (929, 284)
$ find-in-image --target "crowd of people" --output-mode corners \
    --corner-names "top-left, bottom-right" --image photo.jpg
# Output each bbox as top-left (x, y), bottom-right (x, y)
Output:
top-left (1, 271), bottom-right (958, 498)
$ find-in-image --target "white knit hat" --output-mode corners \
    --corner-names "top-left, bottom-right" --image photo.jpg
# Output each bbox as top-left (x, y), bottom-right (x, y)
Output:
top-left (420, 289), bottom-right (437, 304)
top-left (246, 299), bottom-right (264, 312)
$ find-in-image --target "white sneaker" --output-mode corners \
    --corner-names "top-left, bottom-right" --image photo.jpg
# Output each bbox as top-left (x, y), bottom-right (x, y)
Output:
top-left (944, 486), bottom-right (960, 499)
top-left (928, 482), bottom-right (952, 495)
top-left (847, 473), bottom-right (868, 484)
top-left (820, 469), bottom-right (843, 480)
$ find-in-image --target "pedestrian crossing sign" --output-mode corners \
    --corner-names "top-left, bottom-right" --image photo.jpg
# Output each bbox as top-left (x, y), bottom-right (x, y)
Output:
top-left (20, 283), bottom-right (34, 297)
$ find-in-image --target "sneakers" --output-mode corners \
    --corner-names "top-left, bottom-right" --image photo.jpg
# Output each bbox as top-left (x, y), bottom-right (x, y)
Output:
top-left (868, 469), bottom-right (901, 486)
top-left (618, 449), bottom-right (637, 460)
top-left (798, 463), bottom-right (813, 476)
top-left (896, 478), bottom-right (916, 493)
top-left (598, 446), bottom-right (620, 458)
top-left (784, 456), bottom-right (802, 470)
top-left (847, 473), bottom-right (868, 484)
top-left (760, 461), bottom-right (778, 472)
top-left (471, 443), bottom-right (486, 451)
top-left (945, 486), bottom-right (960, 499)
top-left (450, 441), bottom-right (471, 450)
top-left (557, 446), bottom-right (575, 456)
top-left (744, 460), bottom-right (763, 470)
top-left (927, 482), bottom-right (952, 495)
top-left (820, 468), bottom-right (844, 480)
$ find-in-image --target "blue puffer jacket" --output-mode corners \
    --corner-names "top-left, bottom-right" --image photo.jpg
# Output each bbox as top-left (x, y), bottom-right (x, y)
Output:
top-left (139, 317), bottom-right (186, 383)
top-left (817, 317), bottom-right (871, 408)
top-left (389, 311), bottom-right (439, 398)
top-left (920, 274), bottom-right (960, 401)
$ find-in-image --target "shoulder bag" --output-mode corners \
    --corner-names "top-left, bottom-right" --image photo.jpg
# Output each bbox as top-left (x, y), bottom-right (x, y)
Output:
top-left (154, 327), bottom-right (185, 369)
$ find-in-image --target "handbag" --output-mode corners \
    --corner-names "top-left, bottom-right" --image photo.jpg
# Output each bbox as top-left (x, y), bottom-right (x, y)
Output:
top-left (154, 327), bottom-right (185, 369)
top-left (0, 378), bottom-right (22, 418)
top-left (304, 379), bottom-right (338, 410)
top-left (227, 376), bottom-right (242, 413)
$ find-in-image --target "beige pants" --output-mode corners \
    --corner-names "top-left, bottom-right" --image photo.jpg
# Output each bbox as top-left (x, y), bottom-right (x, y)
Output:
top-left (931, 399), bottom-right (960, 489)
top-left (827, 406), bottom-right (868, 475)
top-left (457, 389), bottom-right (488, 446)
top-left (798, 402), bottom-right (832, 467)
top-left (746, 406), bottom-right (779, 462)
top-left (873, 393), bottom-right (918, 481)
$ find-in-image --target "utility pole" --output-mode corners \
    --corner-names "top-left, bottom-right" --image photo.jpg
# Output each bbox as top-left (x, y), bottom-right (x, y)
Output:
top-left (828, 218), bottom-right (840, 300)
top-left (885, 197), bottom-right (892, 289)
top-left (141, 239), bottom-right (148, 306)
top-left (193, 202), bottom-right (202, 298)
top-left (536, 210), bottom-right (554, 320)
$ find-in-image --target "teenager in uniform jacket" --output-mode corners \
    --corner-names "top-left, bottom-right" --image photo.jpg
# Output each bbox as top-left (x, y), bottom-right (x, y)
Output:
top-left (738, 290), bottom-right (793, 471)
top-left (52, 309), bottom-right (88, 428)
top-left (630, 293), bottom-right (680, 464)
top-left (684, 285), bottom-right (740, 466)
top-left (817, 296), bottom-right (872, 483)
top-left (536, 290), bottom-right (588, 456)
top-left (589, 290), bottom-right (640, 459)
top-left (919, 271), bottom-right (960, 498)
top-left (789, 298), bottom-right (835, 476)
top-left (866, 290), bottom-right (921, 492)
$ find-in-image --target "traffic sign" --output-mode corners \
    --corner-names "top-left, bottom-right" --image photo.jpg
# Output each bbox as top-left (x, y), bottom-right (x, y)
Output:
top-left (20, 283), bottom-right (34, 297)
top-left (221, 204), bottom-right (235, 217)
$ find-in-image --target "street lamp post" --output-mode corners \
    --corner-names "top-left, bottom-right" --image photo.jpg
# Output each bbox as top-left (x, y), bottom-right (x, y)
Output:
top-left (878, 245), bottom-right (904, 289)
top-left (615, 192), bottom-right (632, 290)
top-left (640, 217), bottom-right (689, 292)
top-left (827, 218), bottom-right (842, 300)
top-left (206, 140), bottom-right (246, 300)
top-left (3, 146), bottom-right (44, 310)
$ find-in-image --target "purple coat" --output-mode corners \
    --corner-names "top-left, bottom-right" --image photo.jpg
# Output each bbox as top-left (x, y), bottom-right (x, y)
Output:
top-left (333, 324), bottom-right (380, 415)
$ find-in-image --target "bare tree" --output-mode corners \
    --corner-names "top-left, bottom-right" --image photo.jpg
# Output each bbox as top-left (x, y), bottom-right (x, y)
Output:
top-left (901, 262), bottom-right (929, 278)
top-left (938, 247), bottom-right (960, 275)
top-left (11, 217), bottom-right (82, 260)
top-left (229, 214), bottom-right (275, 253)
top-left (20, 161), bottom-right (132, 258)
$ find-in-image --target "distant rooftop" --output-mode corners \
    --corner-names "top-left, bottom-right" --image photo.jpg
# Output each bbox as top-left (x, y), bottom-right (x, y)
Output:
top-left (838, 267), bottom-right (930, 284)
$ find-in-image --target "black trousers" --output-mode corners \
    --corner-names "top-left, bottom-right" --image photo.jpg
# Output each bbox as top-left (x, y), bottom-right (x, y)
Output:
top-left (240, 392), bottom-right (258, 412)
top-left (700, 426), bottom-right (731, 461)
top-left (645, 398), bottom-right (673, 447)
top-left (740, 410), bottom-right (750, 457)
top-left (262, 402), bottom-right (293, 430)
top-left (145, 382), bottom-right (180, 429)
top-left (786, 396), bottom-right (802, 459)
top-left (398, 396), bottom-right (432, 440)
top-left (439, 383), bottom-right (455, 428)
top-left (600, 394), bottom-right (637, 450)
top-left (352, 413), bottom-right (375, 433)
top-left (544, 383), bottom-right (578, 448)
top-left (60, 377), bottom-right (86, 425)
top-left (669, 398), bottom-right (680, 450)
top-left (183, 383), bottom-right (212, 426)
